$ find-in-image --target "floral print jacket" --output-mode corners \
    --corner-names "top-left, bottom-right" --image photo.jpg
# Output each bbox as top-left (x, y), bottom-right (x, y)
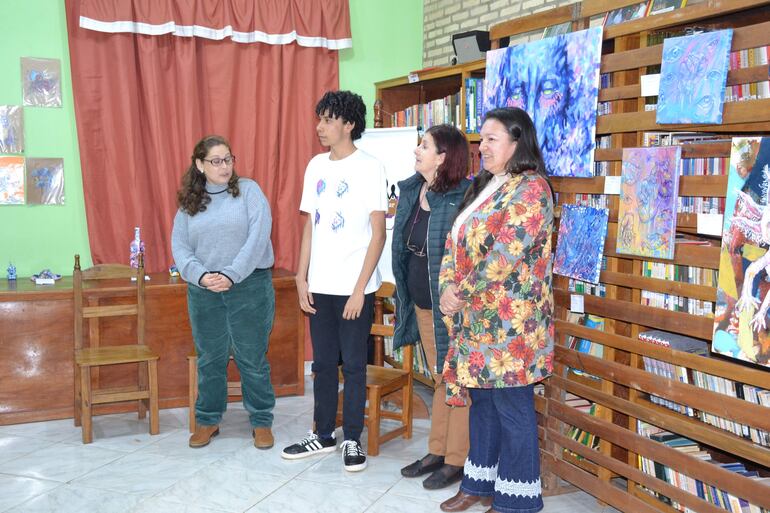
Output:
top-left (439, 172), bottom-right (555, 406)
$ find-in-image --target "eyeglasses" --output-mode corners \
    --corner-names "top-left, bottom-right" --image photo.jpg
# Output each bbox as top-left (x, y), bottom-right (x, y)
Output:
top-left (405, 207), bottom-right (427, 257)
top-left (202, 155), bottom-right (236, 167)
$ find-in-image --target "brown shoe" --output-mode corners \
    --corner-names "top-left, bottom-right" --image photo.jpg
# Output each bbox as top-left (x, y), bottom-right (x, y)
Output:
top-left (253, 427), bottom-right (274, 449)
top-left (440, 490), bottom-right (493, 512)
top-left (189, 424), bottom-right (219, 448)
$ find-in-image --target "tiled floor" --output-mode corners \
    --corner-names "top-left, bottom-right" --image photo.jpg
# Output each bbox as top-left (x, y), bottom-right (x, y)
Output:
top-left (0, 379), bottom-right (620, 512)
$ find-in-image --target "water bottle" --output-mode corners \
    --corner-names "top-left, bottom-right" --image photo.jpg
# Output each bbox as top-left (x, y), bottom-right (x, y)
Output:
top-left (129, 226), bottom-right (145, 269)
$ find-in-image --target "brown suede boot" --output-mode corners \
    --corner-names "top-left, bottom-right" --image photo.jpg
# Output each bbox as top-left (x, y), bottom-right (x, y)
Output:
top-left (189, 424), bottom-right (219, 448)
top-left (253, 427), bottom-right (274, 449)
top-left (440, 490), bottom-right (493, 512)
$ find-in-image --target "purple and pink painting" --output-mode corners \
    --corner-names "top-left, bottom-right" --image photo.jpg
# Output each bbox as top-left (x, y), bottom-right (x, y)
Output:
top-left (483, 26), bottom-right (603, 177)
top-left (616, 146), bottom-right (681, 260)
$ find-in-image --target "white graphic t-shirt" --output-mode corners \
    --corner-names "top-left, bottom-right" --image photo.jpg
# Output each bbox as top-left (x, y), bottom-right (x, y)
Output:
top-left (299, 149), bottom-right (388, 295)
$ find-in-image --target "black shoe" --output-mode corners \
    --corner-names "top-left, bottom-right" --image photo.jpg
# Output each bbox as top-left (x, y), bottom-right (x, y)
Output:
top-left (281, 431), bottom-right (336, 460)
top-left (423, 464), bottom-right (463, 490)
top-left (341, 439), bottom-right (367, 472)
top-left (401, 453), bottom-right (445, 478)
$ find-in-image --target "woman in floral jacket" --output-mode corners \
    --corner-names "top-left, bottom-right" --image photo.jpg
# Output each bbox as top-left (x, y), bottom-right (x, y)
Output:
top-left (437, 107), bottom-right (554, 513)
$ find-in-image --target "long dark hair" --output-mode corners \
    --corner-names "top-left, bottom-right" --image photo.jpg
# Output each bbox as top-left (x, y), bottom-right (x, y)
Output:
top-left (177, 135), bottom-right (240, 216)
top-left (456, 107), bottom-right (552, 214)
top-left (426, 124), bottom-right (469, 193)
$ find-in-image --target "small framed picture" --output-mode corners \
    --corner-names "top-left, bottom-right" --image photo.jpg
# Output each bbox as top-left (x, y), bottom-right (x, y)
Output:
top-left (542, 21), bottom-right (572, 39)
top-left (603, 2), bottom-right (648, 27)
top-left (646, 0), bottom-right (688, 16)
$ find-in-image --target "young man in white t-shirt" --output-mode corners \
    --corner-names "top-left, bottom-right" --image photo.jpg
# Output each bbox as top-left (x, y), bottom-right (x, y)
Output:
top-left (281, 90), bottom-right (387, 472)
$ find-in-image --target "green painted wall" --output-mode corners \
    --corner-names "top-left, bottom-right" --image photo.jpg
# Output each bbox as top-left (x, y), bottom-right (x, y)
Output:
top-left (0, 0), bottom-right (422, 278)
top-left (340, 0), bottom-right (423, 128)
top-left (0, 0), bottom-right (91, 278)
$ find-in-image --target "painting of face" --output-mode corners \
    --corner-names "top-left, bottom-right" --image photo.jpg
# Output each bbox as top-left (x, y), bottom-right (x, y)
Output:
top-left (483, 27), bottom-right (602, 177)
top-left (554, 204), bottom-right (609, 284)
top-left (616, 146), bottom-right (681, 259)
top-left (713, 137), bottom-right (770, 368)
top-left (656, 29), bottom-right (733, 124)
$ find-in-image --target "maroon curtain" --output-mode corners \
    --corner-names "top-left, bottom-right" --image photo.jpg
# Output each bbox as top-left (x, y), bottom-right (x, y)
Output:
top-left (65, 0), bottom-right (346, 273)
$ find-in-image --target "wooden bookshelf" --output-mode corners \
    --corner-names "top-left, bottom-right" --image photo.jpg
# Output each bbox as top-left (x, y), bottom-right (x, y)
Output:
top-left (376, 0), bottom-right (770, 511)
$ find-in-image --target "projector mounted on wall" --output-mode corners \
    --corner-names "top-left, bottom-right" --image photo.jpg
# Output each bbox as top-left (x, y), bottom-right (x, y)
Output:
top-left (451, 30), bottom-right (509, 65)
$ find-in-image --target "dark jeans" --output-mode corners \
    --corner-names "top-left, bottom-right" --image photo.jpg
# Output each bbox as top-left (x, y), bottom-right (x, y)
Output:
top-left (309, 292), bottom-right (375, 442)
top-left (187, 269), bottom-right (276, 428)
top-left (461, 385), bottom-right (543, 513)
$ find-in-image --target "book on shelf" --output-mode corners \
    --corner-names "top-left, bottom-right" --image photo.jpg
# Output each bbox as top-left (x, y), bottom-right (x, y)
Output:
top-left (640, 260), bottom-right (716, 316)
top-left (637, 421), bottom-right (768, 512)
top-left (464, 78), bottom-right (485, 134)
top-left (638, 330), bottom-right (708, 417)
top-left (390, 92), bottom-right (461, 130)
top-left (563, 393), bottom-right (601, 459)
top-left (565, 313), bottom-right (605, 379)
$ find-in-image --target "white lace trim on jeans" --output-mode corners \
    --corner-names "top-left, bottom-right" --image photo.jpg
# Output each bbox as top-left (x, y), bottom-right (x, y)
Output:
top-left (495, 477), bottom-right (542, 498)
top-left (464, 459), bottom-right (498, 482)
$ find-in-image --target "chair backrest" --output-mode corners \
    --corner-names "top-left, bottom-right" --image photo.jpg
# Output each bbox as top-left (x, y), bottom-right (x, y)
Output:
top-left (73, 253), bottom-right (146, 351)
top-left (371, 282), bottom-right (413, 372)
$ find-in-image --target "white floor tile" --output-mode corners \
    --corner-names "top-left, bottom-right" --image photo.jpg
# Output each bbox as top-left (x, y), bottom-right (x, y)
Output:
top-left (7, 484), bottom-right (144, 513)
top-left (129, 497), bottom-right (230, 513)
top-left (0, 474), bottom-right (61, 512)
top-left (0, 418), bottom-right (83, 443)
top-left (296, 452), bottom-right (406, 493)
top-left (246, 479), bottom-right (381, 513)
top-left (59, 418), bottom-right (174, 453)
top-left (159, 462), bottom-right (288, 512)
top-left (133, 429), bottom-right (251, 465)
top-left (0, 443), bottom-right (126, 483)
top-left (0, 436), bottom-right (56, 465)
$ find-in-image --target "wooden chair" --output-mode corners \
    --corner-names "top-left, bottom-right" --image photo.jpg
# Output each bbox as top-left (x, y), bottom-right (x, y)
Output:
top-left (187, 353), bottom-right (241, 433)
top-left (73, 254), bottom-right (160, 444)
top-left (338, 282), bottom-right (414, 456)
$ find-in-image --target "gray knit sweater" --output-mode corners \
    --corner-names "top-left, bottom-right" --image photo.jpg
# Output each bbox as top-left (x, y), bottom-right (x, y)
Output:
top-left (171, 178), bottom-right (274, 286)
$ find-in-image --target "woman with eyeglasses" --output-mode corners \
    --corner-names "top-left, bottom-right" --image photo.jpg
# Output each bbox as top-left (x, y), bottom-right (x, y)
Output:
top-left (392, 124), bottom-right (471, 491)
top-left (172, 134), bottom-right (276, 450)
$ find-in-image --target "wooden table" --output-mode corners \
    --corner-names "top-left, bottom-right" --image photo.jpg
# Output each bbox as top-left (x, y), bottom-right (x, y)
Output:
top-left (0, 269), bottom-right (304, 425)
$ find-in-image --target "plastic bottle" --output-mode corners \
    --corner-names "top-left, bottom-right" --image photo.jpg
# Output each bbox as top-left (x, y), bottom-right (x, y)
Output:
top-left (129, 226), bottom-right (145, 268)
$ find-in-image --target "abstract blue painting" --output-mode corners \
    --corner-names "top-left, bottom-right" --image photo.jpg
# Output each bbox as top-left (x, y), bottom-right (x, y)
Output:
top-left (483, 27), bottom-right (603, 177)
top-left (656, 29), bottom-right (733, 124)
top-left (554, 204), bottom-right (609, 284)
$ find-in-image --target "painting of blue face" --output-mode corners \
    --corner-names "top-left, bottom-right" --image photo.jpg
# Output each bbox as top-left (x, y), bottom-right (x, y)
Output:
top-left (483, 27), bottom-right (602, 177)
top-left (656, 29), bottom-right (733, 124)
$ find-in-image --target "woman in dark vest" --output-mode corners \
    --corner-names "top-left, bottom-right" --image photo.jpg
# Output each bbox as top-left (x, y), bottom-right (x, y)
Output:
top-left (392, 124), bottom-right (471, 490)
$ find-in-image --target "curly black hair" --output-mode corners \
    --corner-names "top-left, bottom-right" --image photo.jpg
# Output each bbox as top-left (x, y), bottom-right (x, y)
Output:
top-left (315, 90), bottom-right (366, 140)
top-left (177, 135), bottom-right (240, 216)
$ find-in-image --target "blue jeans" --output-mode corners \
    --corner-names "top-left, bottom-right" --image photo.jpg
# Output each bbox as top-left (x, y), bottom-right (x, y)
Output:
top-left (187, 269), bottom-right (276, 428)
top-left (460, 385), bottom-right (543, 513)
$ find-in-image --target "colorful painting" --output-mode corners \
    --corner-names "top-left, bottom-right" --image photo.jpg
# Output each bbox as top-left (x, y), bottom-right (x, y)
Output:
top-left (554, 204), bottom-right (609, 284)
top-left (0, 105), bottom-right (24, 153)
top-left (26, 158), bottom-right (64, 205)
top-left (604, 2), bottom-right (648, 27)
top-left (616, 146), bottom-right (681, 259)
top-left (21, 57), bottom-right (62, 108)
top-left (0, 156), bottom-right (25, 205)
top-left (483, 26), bottom-right (603, 178)
top-left (656, 29), bottom-right (733, 125)
top-left (713, 137), bottom-right (770, 368)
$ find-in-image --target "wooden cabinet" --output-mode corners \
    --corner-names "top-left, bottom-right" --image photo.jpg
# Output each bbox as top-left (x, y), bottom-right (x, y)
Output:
top-left (0, 269), bottom-right (304, 425)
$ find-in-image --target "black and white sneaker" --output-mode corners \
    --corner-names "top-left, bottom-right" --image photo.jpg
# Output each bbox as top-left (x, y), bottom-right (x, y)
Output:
top-left (281, 431), bottom-right (336, 460)
top-left (341, 440), bottom-right (367, 472)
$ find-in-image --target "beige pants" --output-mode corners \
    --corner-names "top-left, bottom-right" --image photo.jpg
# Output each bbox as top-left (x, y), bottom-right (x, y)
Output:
top-left (415, 305), bottom-right (470, 467)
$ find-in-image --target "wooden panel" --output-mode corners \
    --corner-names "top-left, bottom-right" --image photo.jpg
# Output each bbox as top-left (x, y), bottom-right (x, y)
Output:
top-left (603, 223), bottom-right (721, 269)
top-left (554, 289), bottom-right (713, 339)
top-left (489, 3), bottom-right (580, 41)
top-left (597, 99), bottom-right (770, 134)
top-left (581, 0), bottom-right (646, 18)
top-left (0, 269), bottom-right (304, 425)
top-left (599, 270), bottom-right (716, 301)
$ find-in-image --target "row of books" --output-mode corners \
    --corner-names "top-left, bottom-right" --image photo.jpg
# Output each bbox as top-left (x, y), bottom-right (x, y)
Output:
top-left (638, 329), bottom-right (709, 417)
top-left (464, 78), bottom-right (485, 134)
top-left (389, 92), bottom-right (460, 130)
top-left (565, 312), bottom-right (605, 381)
top-left (691, 370), bottom-right (770, 447)
top-left (572, 193), bottom-right (609, 209)
top-left (726, 46), bottom-right (770, 103)
top-left (638, 330), bottom-right (770, 448)
top-left (677, 196), bottom-right (725, 215)
top-left (640, 260), bottom-right (717, 316)
top-left (568, 278), bottom-right (607, 298)
top-left (563, 393), bottom-right (601, 459)
top-left (637, 421), bottom-right (768, 513)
